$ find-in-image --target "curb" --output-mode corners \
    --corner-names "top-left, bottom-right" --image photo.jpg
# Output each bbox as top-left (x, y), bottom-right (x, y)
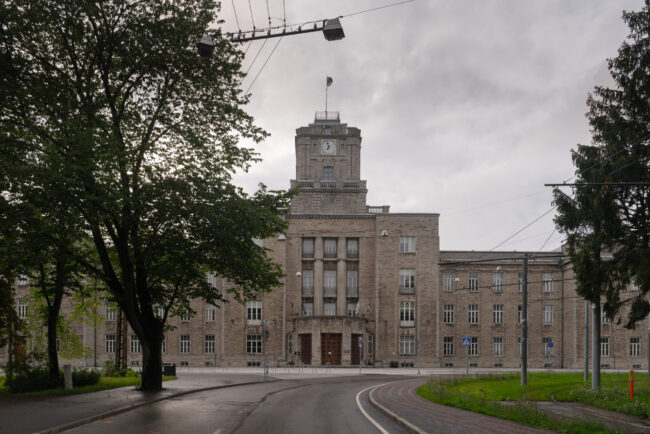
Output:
top-left (36, 378), bottom-right (280, 434)
top-left (367, 383), bottom-right (426, 434)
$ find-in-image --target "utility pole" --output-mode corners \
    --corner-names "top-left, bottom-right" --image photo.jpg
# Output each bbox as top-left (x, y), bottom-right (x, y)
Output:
top-left (584, 300), bottom-right (589, 382)
top-left (592, 302), bottom-right (601, 390)
top-left (521, 253), bottom-right (528, 386)
top-left (466, 290), bottom-right (469, 376)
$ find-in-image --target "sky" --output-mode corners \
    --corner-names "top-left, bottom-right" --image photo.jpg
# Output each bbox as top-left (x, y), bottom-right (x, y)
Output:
top-left (219, 0), bottom-right (643, 251)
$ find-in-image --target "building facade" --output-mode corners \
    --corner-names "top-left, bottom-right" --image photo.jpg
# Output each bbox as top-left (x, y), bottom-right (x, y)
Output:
top-left (2, 113), bottom-right (648, 370)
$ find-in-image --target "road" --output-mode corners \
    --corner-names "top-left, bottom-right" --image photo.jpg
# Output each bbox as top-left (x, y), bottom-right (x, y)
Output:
top-left (68, 375), bottom-right (411, 434)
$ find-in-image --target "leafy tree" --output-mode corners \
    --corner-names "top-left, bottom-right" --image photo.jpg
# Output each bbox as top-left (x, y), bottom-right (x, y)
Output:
top-left (0, 0), bottom-right (291, 391)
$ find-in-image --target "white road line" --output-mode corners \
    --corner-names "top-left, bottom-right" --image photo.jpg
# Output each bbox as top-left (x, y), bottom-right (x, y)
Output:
top-left (356, 384), bottom-right (390, 434)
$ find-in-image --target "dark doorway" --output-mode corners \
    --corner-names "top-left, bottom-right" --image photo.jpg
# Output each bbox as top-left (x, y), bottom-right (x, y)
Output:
top-left (300, 334), bottom-right (312, 365)
top-left (321, 333), bottom-right (342, 365)
top-left (351, 334), bottom-right (362, 365)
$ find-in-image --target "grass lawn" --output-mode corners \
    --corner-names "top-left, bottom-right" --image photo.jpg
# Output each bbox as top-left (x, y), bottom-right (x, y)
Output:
top-left (0, 374), bottom-right (177, 398)
top-left (416, 372), bottom-right (650, 433)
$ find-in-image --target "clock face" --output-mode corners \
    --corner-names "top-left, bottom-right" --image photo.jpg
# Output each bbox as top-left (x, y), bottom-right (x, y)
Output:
top-left (321, 140), bottom-right (336, 154)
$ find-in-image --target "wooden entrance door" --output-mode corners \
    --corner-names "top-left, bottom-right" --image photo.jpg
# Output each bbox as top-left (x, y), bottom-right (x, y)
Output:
top-left (321, 333), bottom-right (342, 365)
top-left (300, 334), bottom-right (312, 365)
top-left (351, 334), bottom-right (362, 365)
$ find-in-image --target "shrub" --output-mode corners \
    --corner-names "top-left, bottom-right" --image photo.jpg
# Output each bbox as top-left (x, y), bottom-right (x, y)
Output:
top-left (7, 366), bottom-right (52, 393)
top-left (71, 368), bottom-right (100, 387)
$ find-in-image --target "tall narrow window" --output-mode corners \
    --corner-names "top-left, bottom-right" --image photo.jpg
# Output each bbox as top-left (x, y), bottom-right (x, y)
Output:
top-left (468, 304), bottom-right (479, 324)
top-left (600, 337), bottom-right (609, 357)
top-left (493, 337), bottom-right (503, 356)
top-left (206, 272), bottom-right (217, 288)
top-left (492, 272), bottom-right (503, 292)
top-left (347, 302), bottom-right (358, 316)
top-left (399, 269), bottom-right (416, 294)
top-left (469, 337), bottom-right (478, 356)
top-left (630, 337), bottom-right (641, 357)
top-left (246, 301), bottom-right (262, 325)
top-left (443, 304), bottom-right (454, 324)
top-left (492, 304), bottom-right (503, 324)
top-left (323, 166), bottom-right (334, 180)
top-left (324, 270), bottom-right (337, 295)
top-left (468, 272), bottom-right (479, 292)
top-left (543, 337), bottom-right (553, 356)
top-left (443, 272), bottom-right (455, 291)
top-left (399, 301), bottom-right (415, 327)
top-left (542, 272), bottom-right (553, 292)
top-left (205, 335), bottom-right (215, 354)
top-left (205, 303), bottom-right (216, 322)
top-left (130, 335), bottom-right (141, 353)
top-left (302, 238), bottom-right (314, 258)
top-left (16, 298), bottom-right (28, 319)
top-left (302, 270), bottom-right (314, 296)
top-left (302, 302), bottom-right (313, 317)
top-left (180, 335), bottom-right (191, 353)
top-left (517, 304), bottom-right (523, 324)
top-left (443, 337), bottom-right (454, 356)
top-left (347, 238), bottom-right (358, 258)
top-left (180, 308), bottom-right (191, 321)
top-left (399, 335), bottom-right (415, 355)
top-left (600, 309), bottom-right (610, 324)
top-left (399, 236), bottom-right (416, 253)
top-left (105, 306), bottom-right (116, 321)
top-left (106, 335), bottom-right (116, 353)
top-left (324, 302), bottom-right (336, 316)
top-left (323, 238), bottom-right (337, 257)
top-left (347, 270), bottom-right (358, 295)
top-left (518, 272), bottom-right (523, 292)
top-left (543, 305), bottom-right (553, 325)
top-left (247, 334), bottom-right (262, 353)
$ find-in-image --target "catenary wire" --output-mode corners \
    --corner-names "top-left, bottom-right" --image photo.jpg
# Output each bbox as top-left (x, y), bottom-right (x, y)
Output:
top-left (244, 39), bottom-right (268, 75)
top-left (245, 36), bottom-right (283, 93)
top-left (231, 0), bottom-right (240, 32)
top-left (248, 0), bottom-right (256, 29)
top-left (538, 229), bottom-right (556, 251)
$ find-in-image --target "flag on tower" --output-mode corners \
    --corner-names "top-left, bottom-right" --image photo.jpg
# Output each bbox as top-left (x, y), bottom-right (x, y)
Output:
top-left (326, 76), bottom-right (333, 87)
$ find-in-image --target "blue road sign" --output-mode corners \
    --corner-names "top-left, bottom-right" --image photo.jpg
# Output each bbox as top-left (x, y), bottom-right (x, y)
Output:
top-left (462, 337), bottom-right (471, 347)
top-left (548, 342), bottom-right (554, 348)
top-left (418, 340), bottom-right (421, 348)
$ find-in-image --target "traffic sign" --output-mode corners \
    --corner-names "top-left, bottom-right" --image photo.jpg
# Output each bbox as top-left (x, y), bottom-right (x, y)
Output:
top-left (547, 342), bottom-right (554, 348)
top-left (462, 337), bottom-right (471, 347)
top-left (417, 340), bottom-right (421, 349)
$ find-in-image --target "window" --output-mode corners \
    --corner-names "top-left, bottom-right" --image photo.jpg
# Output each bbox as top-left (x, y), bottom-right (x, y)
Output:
top-left (517, 304), bottom-right (523, 324)
top-left (302, 270), bottom-right (314, 296)
top-left (630, 276), bottom-right (640, 291)
top-left (399, 301), bottom-right (415, 327)
top-left (493, 337), bottom-right (503, 356)
top-left (468, 304), bottom-right (479, 324)
top-left (205, 335), bottom-right (215, 354)
top-left (106, 335), bottom-right (116, 353)
top-left (180, 335), bottom-right (191, 353)
top-left (155, 305), bottom-right (165, 319)
top-left (247, 334), bottom-right (262, 353)
top-left (443, 304), bottom-right (454, 324)
top-left (302, 302), bottom-right (313, 316)
top-left (399, 269), bottom-right (416, 293)
top-left (600, 309), bottom-right (610, 324)
top-left (468, 272), bottom-right (479, 292)
top-left (517, 336), bottom-right (522, 356)
top-left (324, 302), bottom-right (336, 316)
top-left (399, 236), bottom-right (416, 253)
top-left (16, 298), bottom-right (28, 318)
top-left (130, 335), bottom-right (141, 353)
top-left (443, 272), bottom-right (455, 291)
top-left (600, 337), bottom-right (609, 357)
top-left (469, 337), bottom-right (478, 356)
top-left (347, 238), bottom-right (358, 257)
top-left (399, 335), bottom-right (415, 355)
top-left (323, 166), bottom-right (334, 180)
top-left (206, 272), bottom-right (217, 288)
top-left (542, 272), bottom-right (553, 292)
top-left (105, 306), bottom-right (116, 321)
top-left (205, 304), bottom-right (216, 322)
top-left (324, 238), bottom-right (337, 257)
top-left (324, 270), bottom-right (337, 295)
top-left (347, 270), bottom-right (358, 295)
top-left (630, 337), bottom-right (641, 357)
top-left (443, 337), bottom-right (454, 356)
top-left (180, 308), bottom-right (191, 321)
top-left (518, 272), bottom-right (523, 292)
top-left (492, 304), bottom-right (503, 324)
top-left (492, 272), bottom-right (503, 292)
top-left (302, 238), bottom-right (314, 257)
top-left (347, 302), bottom-right (358, 317)
top-left (161, 336), bottom-right (166, 354)
top-left (16, 275), bottom-right (29, 286)
top-left (543, 305), bottom-right (553, 325)
top-left (543, 337), bottom-right (553, 356)
top-left (246, 301), bottom-right (262, 325)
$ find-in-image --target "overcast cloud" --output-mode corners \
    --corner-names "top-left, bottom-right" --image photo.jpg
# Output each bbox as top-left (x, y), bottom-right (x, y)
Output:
top-left (220, 0), bottom-right (643, 251)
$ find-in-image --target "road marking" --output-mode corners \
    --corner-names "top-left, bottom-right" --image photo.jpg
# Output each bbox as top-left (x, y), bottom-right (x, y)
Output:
top-left (356, 385), bottom-right (389, 434)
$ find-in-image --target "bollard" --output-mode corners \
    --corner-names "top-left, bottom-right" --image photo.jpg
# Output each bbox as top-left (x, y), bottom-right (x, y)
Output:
top-left (629, 369), bottom-right (634, 399)
top-left (64, 364), bottom-right (73, 391)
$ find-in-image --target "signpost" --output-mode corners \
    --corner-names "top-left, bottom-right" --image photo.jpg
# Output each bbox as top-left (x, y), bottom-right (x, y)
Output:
top-left (462, 337), bottom-right (471, 346)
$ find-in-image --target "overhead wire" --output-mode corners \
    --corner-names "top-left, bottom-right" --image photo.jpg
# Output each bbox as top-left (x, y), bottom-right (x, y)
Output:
top-left (265, 0), bottom-right (272, 27)
top-left (231, 0), bottom-right (240, 32)
top-left (245, 36), bottom-right (283, 93)
top-left (489, 207), bottom-right (557, 251)
top-left (243, 39), bottom-right (268, 75)
top-left (283, 0), bottom-right (286, 27)
top-left (538, 229), bottom-right (556, 251)
top-left (248, 0), bottom-right (256, 29)
top-left (341, 0), bottom-right (415, 18)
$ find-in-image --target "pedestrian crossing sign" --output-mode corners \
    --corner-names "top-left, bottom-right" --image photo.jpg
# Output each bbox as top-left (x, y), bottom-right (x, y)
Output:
top-left (462, 337), bottom-right (471, 347)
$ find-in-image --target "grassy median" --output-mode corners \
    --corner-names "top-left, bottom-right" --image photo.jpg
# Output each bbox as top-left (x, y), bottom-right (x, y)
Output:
top-left (0, 374), bottom-right (177, 398)
top-left (416, 372), bottom-right (649, 433)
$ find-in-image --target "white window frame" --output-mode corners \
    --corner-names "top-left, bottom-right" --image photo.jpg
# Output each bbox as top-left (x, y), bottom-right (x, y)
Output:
top-left (600, 309), bottom-right (610, 324)
top-left (302, 238), bottom-right (314, 257)
top-left (302, 302), bottom-right (313, 317)
top-left (493, 337), bottom-right (503, 356)
top-left (347, 238), bottom-right (359, 256)
top-left (468, 304), bottom-right (479, 324)
top-left (630, 337), bottom-right (641, 357)
top-left (399, 236), bottom-right (416, 253)
top-left (399, 269), bottom-right (416, 292)
top-left (443, 304), bottom-right (454, 324)
top-left (180, 335), bottom-right (191, 353)
top-left (468, 272), bottom-right (479, 292)
top-left (518, 272), bottom-right (523, 292)
top-left (16, 275), bottom-right (29, 286)
top-left (246, 300), bottom-right (262, 325)
top-left (323, 238), bottom-right (337, 256)
top-left (517, 304), bottom-right (523, 324)
top-left (399, 335), bottom-right (415, 355)
top-left (443, 337), bottom-right (454, 356)
top-left (347, 270), bottom-right (358, 295)
top-left (17, 298), bottom-right (28, 319)
top-left (542, 272), bottom-right (553, 292)
top-left (206, 272), bottom-right (217, 288)
top-left (324, 302), bottom-right (336, 317)
top-left (130, 335), bottom-right (141, 353)
top-left (180, 308), bottom-right (191, 322)
top-left (600, 336), bottom-right (609, 357)
top-left (492, 304), bottom-right (503, 324)
top-left (443, 272), bottom-right (455, 291)
top-left (161, 336), bottom-right (166, 354)
top-left (492, 272), bottom-right (503, 292)
top-left (105, 306), bottom-right (116, 321)
top-left (543, 337), bottom-right (553, 356)
top-left (205, 335), bottom-right (215, 354)
top-left (324, 270), bottom-right (337, 295)
top-left (399, 301), bottom-right (415, 327)
top-left (205, 304), bottom-right (216, 322)
top-left (347, 302), bottom-right (357, 317)
top-left (302, 270), bottom-right (314, 295)
top-left (246, 334), bottom-right (262, 353)
top-left (543, 305), bottom-right (553, 325)
top-left (106, 334), bottom-right (116, 353)
top-left (469, 337), bottom-right (478, 356)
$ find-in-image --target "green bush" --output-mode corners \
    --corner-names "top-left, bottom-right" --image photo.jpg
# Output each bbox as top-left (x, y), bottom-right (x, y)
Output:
top-left (7, 366), bottom-right (52, 393)
top-left (102, 360), bottom-right (139, 378)
top-left (72, 368), bottom-right (100, 387)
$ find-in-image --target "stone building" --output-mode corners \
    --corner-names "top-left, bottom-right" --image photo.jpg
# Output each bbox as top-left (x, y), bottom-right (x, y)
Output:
top-left (2, 112), bottom-right (648, 371)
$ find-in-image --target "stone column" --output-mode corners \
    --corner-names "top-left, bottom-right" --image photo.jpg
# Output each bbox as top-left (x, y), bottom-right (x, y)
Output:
top-left (314, 237), bottom-right (324, 316)
top-left (337, 237), bottom-right (347, 316)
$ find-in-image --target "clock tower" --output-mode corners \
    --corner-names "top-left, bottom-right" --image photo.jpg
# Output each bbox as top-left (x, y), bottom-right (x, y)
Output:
top-left (290, 112), bottom-right (368, 214)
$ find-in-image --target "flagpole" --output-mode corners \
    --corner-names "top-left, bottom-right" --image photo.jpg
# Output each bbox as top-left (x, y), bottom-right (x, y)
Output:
top-left (325, 80), bottom-right (328, 116)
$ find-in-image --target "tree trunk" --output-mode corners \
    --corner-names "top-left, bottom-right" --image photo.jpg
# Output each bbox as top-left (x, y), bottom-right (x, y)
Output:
top-left (139, 323), bottom-right (163, 391)
top-left (47, 308), bottom-right (60, 387)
